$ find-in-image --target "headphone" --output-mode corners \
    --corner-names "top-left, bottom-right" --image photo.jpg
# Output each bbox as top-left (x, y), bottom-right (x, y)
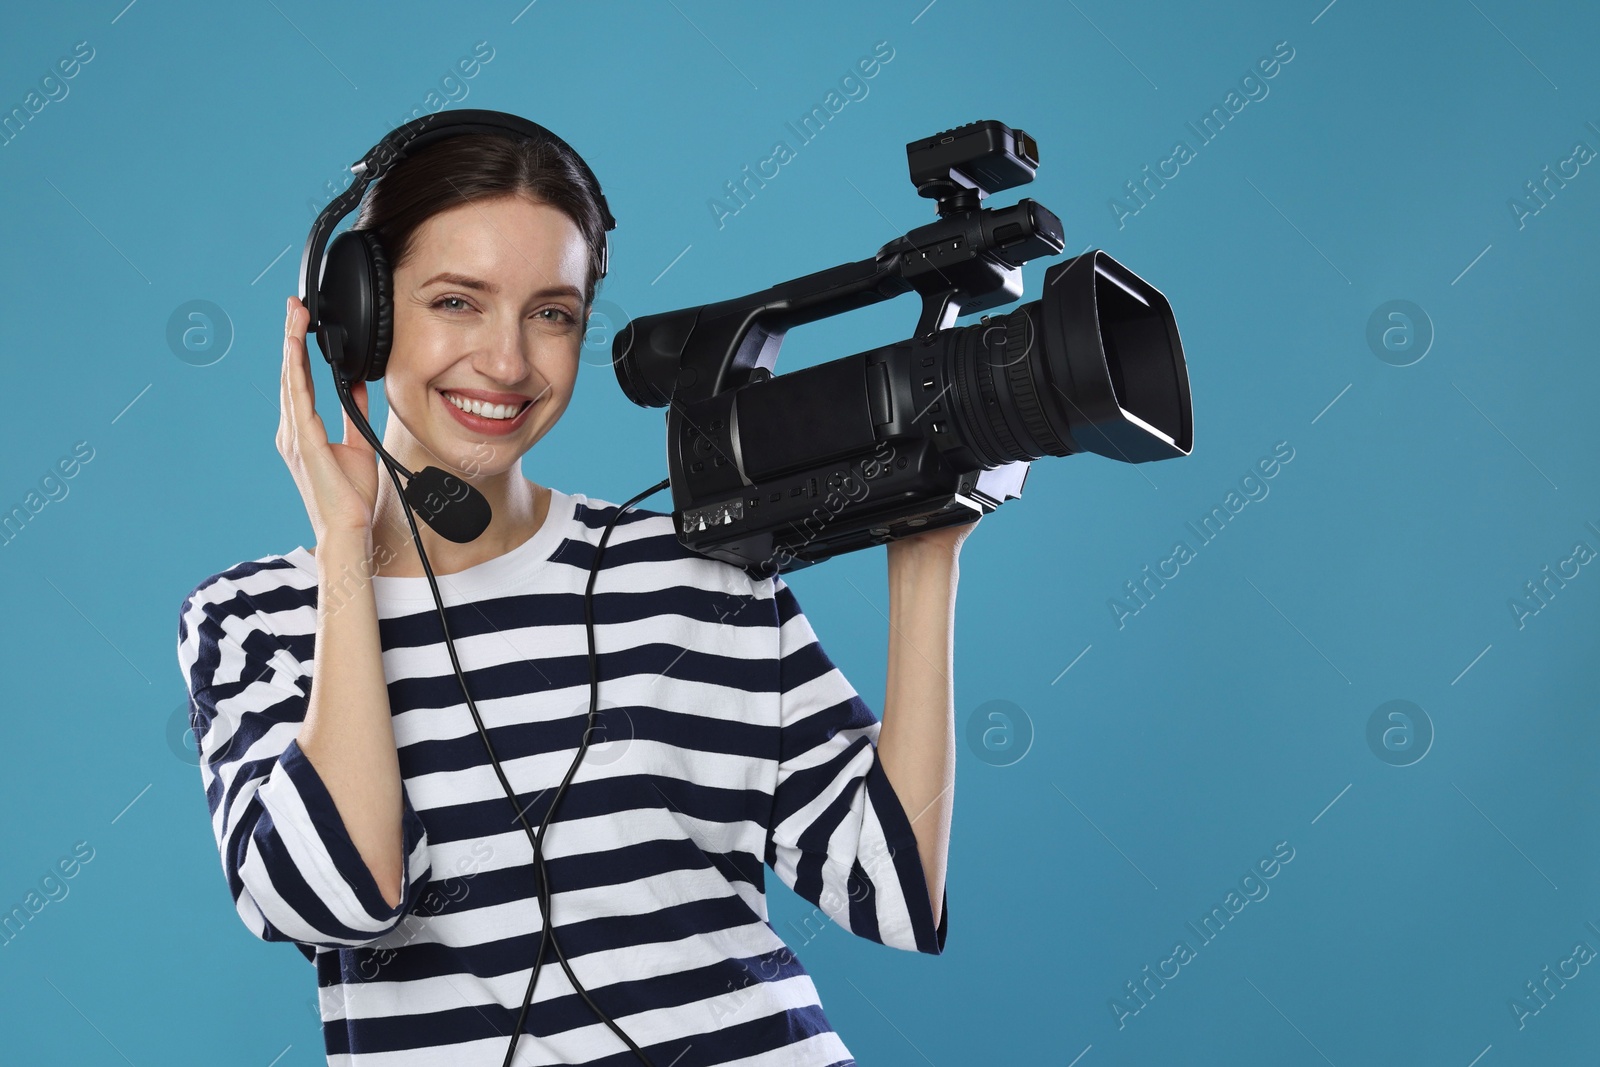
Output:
top-left (298, 110), bottom-right (668, 1067)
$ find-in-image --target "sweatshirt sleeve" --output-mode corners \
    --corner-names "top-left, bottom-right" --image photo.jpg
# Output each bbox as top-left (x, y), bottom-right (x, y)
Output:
top-left (763, 575), bottom-right (947, 955)
top-left (176, 572), bottom-right (433, 951)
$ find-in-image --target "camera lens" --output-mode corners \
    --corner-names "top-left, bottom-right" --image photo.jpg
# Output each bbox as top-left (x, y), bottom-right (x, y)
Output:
top-left (937, 250), bottom-right (1191, 467)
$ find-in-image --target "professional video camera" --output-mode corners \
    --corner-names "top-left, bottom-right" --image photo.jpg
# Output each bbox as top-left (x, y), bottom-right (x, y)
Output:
top-left (613, 119), bottom-right (1193, 578)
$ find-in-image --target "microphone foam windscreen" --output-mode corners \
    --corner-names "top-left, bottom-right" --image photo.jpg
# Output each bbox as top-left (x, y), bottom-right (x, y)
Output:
top-left (405, 467), bottom-right (492, 543)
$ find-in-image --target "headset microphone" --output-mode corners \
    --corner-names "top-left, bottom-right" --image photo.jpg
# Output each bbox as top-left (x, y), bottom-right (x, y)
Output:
top-left (403, 466), bottom-right (492, 543)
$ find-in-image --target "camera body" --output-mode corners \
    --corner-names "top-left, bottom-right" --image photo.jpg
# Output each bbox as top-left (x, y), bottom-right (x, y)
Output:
top-left (614, 120), bottom-right (1192, 578)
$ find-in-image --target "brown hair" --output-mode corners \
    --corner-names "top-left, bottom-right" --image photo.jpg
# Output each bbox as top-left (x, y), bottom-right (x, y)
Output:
top-left (352, 132), bottom-right (608, 307)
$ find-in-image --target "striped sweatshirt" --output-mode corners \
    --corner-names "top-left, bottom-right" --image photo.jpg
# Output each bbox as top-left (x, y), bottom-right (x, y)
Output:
top-left (175, 488), bottom-right (946, 1066)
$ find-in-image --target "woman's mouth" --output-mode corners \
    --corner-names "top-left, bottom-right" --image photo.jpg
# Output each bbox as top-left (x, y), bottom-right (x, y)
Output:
top-left (437, 389), bottom-right (537, 436)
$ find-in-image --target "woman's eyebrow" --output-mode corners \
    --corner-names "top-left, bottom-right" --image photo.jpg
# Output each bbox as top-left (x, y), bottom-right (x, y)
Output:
top-left (420, 272), bottom-right (581, 301)
top-left (421, 271), bottom-right (497, 292)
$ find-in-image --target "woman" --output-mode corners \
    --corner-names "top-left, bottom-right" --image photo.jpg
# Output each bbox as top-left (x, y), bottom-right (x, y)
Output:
top-left (176, 129), bottom-right (972, 1066)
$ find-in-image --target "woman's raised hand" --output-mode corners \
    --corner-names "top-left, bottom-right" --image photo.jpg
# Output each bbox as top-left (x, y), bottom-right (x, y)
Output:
top-left (278, 296), bottom-right (381, 542)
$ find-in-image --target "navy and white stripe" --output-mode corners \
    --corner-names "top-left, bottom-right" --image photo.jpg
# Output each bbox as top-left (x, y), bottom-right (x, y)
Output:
top-left (176, 489), bottom-right (945, 1066)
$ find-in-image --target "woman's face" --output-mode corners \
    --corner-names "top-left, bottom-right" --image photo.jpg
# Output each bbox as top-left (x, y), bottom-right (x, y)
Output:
top-left (382, 192), bottom-right (589, 478)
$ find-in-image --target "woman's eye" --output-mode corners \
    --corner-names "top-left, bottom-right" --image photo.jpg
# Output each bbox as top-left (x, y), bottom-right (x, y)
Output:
top-left (435, 296), bottom-right (471, 312)
top-left (536, 307), bottom-right (577, 325)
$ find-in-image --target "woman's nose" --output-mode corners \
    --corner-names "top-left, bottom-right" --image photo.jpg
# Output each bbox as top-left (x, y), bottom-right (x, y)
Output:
top-left (476, 318), bottom-right (532, 383)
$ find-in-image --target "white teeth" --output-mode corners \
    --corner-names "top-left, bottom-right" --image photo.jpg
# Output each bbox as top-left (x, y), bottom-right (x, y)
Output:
top-left (445, 392), bottom-right (522, 420)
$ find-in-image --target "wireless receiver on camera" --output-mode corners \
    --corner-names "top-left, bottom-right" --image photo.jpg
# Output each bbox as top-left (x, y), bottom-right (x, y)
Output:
top-left (613, 119), bottom-right (1195, 577)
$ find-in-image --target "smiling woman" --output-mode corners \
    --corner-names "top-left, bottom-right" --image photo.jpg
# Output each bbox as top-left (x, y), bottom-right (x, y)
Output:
top-left (175, 119), bottom-right (953, 1067)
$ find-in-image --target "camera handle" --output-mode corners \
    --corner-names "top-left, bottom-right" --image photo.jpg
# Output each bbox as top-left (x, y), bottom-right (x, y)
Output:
top-left (618, 197), bottom-right (1064, 410)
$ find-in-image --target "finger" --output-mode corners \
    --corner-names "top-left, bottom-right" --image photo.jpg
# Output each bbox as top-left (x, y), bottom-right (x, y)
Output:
top-left (285, 299), bottom-right (328, 446)
top-left (282, 298), bottom-right (305, 442)
top-left (342, 378), bottom-right (376, 453)
top-left (279, 297), bottom-right (297, 448)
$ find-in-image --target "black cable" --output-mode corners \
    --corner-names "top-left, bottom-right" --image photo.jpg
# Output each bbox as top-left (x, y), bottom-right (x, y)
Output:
top-left (344, 403), bottom-right (668, 1067)
top-left (508, 475), bottom-right (671, 1067)
top-left (336, 377), bottom-right (668, 1065)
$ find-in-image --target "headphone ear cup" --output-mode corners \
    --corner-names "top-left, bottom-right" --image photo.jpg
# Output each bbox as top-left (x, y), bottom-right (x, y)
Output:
top-left (362, 232), bottom-right (395, 381)
top-left (317, 230), bottom-right (394, 382)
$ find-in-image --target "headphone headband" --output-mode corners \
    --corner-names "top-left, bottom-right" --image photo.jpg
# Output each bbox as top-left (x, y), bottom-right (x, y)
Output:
top-left (297, 108), bottom-right (616, 331)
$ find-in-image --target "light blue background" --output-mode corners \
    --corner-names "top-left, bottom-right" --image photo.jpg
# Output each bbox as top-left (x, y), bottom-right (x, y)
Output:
top-left (1, 1), bottom-right (1596, 1064)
